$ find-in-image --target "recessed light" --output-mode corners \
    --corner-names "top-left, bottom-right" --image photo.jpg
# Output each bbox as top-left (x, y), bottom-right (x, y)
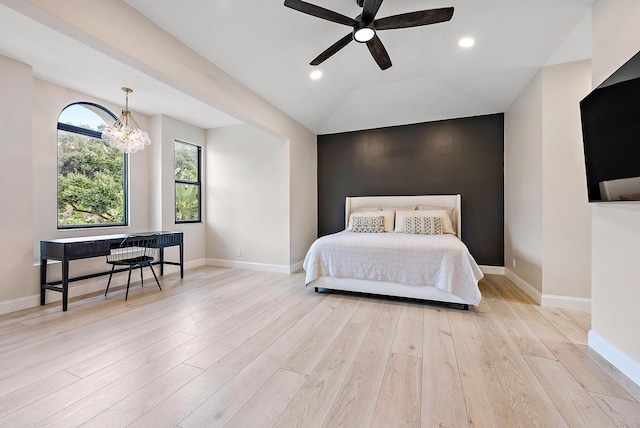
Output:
top-left (459, 37), bottom-right (475, 48)
top-left (310, 70), bottom-right (322, 80)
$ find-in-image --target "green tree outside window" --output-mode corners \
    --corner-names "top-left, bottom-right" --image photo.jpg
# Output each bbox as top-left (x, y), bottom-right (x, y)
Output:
top-left (175, 141), bottom-right (201, 222)
top-left (57, 103), bottom-right (127, 228)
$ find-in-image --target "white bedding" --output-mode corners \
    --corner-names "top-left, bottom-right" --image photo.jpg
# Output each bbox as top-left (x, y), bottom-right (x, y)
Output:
top-left (303, 231), bottom-right (483, 305)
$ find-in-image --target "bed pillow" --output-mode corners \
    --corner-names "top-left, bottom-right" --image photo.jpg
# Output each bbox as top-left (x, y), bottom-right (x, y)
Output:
top-left (352, 206), bottom-right (382, 213)
top-left (348, 211), bottom-right (395, 232)
top-left (404, 216), bottom-right (443, 235)
top-left (416, 204), bottom-right (455, 226)
top-left (351, 216), bottom-right (384, 233)
top-left (380, 205), bottom-right (417, 212)
top-left (394, 210), bottom-right (455, 235)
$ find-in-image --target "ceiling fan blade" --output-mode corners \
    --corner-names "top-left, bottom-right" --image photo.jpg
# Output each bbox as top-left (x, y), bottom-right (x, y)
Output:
top-left (284, 0), bottom-right (357, 27)
top-left (374, 7), bottom-right (454, 30)
top-left (362, 0), bottom-right (384, 23)
top-left (310, 33), bottom-right (353, 66)
top-left (366, 35), bottom-right (392, 70)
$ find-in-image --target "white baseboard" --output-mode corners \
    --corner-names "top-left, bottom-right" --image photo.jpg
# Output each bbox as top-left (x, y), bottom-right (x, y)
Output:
top-left (184, 258), bottom-right (206, 271)
top-left (503, 269), bottom-right (591, 311)
top-left (0, 294), bottom-right (42, 316)
top-left (290, 260), bottom-right (304, 273)
top-left (480, 265), bottom-right (505, 275)
top-left (206, 258), bottom-right (292, 274)
top-left (206, 258), bottom-right (304, 274)
top-left (541, 294), bottom-right (591, 313)
top-left (0, 276), bottom-right (117, 315)
top-left (0, 275), bottom-right (135, 315)
top-left (504, 269), bottom-right (542, 305)
top-left (589, 330), bottom-right (640, 387)
top-left (0, 259), bottom-right (205, 316)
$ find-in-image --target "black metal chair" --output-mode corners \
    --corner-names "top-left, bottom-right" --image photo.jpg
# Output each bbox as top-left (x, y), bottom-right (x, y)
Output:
top-left (105, 234), bottom-right (161, 300)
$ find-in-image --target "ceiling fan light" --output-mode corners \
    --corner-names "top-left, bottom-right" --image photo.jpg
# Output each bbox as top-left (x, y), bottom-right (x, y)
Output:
top-left (354, 27), bottom-right (375, 43)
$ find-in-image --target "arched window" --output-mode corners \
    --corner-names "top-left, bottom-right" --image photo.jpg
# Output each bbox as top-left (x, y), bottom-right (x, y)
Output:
top-left (57, 103), bottom-right (128, 228)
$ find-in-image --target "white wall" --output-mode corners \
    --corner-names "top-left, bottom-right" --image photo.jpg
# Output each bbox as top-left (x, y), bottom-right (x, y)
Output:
top-left (33, 79), bottom-right (153, 250)
top-left (31, 79), bottom-right (154, 288)
top-left (148, 115), bottom-right (163, 232)
top-left (541, 61), bottom-right (592, 301)
top-left (206, 125), bottom-right (290, 271)
top-left (504, 60), bottom-right (592, 309)
top-left (505, 71), bottom-right (544, 293)
top-left (152, 115), bottom-right (206, 270)
top-left (589, 0), bottom-right (640, 385)
top-left (0, 55), bottom-right (36, 303)
top-left (289, 131), bottom-right (318, 269)
top-left (0, 0), bottom-right (318, 313)
top-left (9, 0), bottom-right (318, 269)
top-left (0, 59), bottom-right (212, 313)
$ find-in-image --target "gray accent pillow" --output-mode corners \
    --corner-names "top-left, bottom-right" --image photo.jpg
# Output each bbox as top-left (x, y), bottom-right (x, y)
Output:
top-left (351, 216), bottom-right (384, 233)
top-left (404, 216), bottom-right (443, 235)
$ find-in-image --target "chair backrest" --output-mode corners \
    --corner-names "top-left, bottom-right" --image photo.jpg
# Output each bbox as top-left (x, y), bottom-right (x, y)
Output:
top-left (107, 234), bottom-right (158, 263)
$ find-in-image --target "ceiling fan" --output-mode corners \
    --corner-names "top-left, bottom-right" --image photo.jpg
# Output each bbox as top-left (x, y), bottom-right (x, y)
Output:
top-left (284, 0), bottom-right (454, 70)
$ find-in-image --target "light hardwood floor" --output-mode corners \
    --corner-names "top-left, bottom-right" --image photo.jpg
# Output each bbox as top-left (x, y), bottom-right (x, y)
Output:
top-left (1, 267), bottom-right (639, 427)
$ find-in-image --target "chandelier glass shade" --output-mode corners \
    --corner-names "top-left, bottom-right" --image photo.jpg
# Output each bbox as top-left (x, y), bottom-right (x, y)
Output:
top-left (101, 87), bottom-right (150, 153)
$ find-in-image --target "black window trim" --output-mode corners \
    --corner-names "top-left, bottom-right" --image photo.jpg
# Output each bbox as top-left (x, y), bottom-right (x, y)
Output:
top-left (174, 139), bottom-right (202, 224)
top-left (56, 102), bottom-right (129, 230)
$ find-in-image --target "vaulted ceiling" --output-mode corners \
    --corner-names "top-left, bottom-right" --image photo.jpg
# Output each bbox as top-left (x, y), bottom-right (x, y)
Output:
top-left (0, 0), bottom-right (595, 134)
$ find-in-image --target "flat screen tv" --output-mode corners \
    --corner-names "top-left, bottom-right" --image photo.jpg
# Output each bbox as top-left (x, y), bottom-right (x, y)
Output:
top-left (580, 50), bottom-right (640, 202)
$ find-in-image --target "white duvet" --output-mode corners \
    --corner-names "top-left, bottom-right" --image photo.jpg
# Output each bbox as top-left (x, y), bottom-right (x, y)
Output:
top-left (303, 231), bottom-right (483, 305)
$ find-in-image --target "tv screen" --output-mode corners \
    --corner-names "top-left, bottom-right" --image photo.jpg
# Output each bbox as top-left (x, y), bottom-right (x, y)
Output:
top-left (580, 50), bottom-right (640, 202)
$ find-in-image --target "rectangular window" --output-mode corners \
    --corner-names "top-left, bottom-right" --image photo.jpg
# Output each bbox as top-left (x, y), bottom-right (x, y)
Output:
top-left (175, 140), bottom-right (201, 223)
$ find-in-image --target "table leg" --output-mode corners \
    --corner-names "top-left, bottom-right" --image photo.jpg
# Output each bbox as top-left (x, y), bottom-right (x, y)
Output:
top-left (62, 259), bottom-right (69, 312)
top-left (159, 247), bottom-right (165, 276)
top-left (40, 258), bottom-right (47, 305)
top-left (179, 243), bottom-right (184, 278)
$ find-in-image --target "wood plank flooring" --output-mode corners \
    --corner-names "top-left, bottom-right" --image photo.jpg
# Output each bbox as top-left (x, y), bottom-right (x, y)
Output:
top-left (1, 266), bottom-right (639, 427)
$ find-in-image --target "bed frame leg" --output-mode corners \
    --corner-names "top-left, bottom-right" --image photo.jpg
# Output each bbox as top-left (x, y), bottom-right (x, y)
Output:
top-left (446, 302), bottom-right (469, 311)
top-left (314, 287), bottom-right (318, 292)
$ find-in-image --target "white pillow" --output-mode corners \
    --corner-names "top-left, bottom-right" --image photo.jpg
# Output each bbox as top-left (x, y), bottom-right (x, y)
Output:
top-left (380, 205), bottom-right (417, 212)
top-left (352, 206), bottom-right (381, 213)
top-left (416, 204), bottom-right (455, 226)
top-left (348, 211), bottom-right (395, 232)
top-left (394, 210), bottom-right (455, 235)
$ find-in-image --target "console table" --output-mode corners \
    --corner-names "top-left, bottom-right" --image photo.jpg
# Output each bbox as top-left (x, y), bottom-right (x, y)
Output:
top-left (40, 231), bottom-right (183, 311)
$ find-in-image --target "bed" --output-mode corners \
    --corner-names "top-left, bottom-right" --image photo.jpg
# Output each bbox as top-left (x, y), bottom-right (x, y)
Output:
top-left (303, 195), bottom-right (483, 308)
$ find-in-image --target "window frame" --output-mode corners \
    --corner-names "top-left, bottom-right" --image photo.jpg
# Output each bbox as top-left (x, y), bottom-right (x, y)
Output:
top-left (174, 140), bottom-right (202, 224)
top-left (56, 102), bottom-right (129, 230)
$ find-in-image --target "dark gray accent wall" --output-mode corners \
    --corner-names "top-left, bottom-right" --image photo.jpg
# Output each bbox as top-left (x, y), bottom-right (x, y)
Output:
top-left (317, 113), bottom-right (504, 266)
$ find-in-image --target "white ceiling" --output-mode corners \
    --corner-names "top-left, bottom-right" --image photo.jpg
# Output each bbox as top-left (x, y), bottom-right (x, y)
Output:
top-left (0, 3), bottom-right (241, 130)
top-left (0, 0), bottom-right (595, 134)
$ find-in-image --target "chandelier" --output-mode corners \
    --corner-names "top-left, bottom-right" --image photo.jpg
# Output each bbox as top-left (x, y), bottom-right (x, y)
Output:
top-left (101, 87), bottom-right (151, 153)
